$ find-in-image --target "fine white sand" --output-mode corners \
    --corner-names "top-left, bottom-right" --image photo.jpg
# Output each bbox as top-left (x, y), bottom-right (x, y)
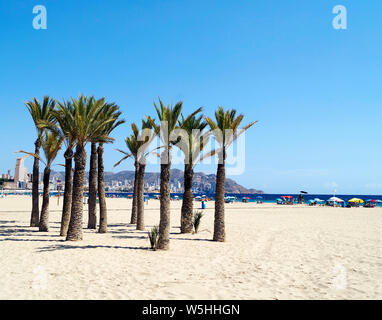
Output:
top-left (0, 195), bottom-right (381, 300)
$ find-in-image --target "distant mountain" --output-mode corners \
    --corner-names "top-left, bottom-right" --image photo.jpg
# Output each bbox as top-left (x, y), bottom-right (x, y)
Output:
top-left (51, 169), bottom-right (264, 194)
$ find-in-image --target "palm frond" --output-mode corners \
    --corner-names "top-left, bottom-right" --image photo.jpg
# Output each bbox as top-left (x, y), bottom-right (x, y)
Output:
top-left (15, 150), bottom-right (46, 165)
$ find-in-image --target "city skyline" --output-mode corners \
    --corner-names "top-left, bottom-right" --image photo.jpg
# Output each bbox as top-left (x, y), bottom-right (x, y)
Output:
top-left (0, 163), bottom-right (247, 194)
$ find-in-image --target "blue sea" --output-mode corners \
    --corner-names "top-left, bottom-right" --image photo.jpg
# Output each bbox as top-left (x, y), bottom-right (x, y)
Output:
top-left (6, 191), bottom-right (382, 206)
top-left (86, 192), bottom-right (382, 206)
top-left (103, 192), bottom-right (382, 207)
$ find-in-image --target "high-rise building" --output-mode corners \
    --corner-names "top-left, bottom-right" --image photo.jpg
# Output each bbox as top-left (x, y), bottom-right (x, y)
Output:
top-left (14, 157), bottom-right (28, 188)
top-left (14, 158), bottom-right (24, 182)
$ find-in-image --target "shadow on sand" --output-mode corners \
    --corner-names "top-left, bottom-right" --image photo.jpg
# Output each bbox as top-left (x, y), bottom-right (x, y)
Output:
top-left (0, 224), bottom-right (61, 238)
top-left (1, 218), bottom-right (213, 252)
top-left (37, 244), bottom-right (150, 252)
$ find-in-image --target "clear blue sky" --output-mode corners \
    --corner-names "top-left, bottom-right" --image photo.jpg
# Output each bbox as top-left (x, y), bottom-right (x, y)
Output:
top-left (1, 0), bottom-right (381, 194)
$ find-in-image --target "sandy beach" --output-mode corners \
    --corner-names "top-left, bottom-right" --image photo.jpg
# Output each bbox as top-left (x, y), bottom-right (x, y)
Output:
top-left (0, 195), bottom-right (381, 300)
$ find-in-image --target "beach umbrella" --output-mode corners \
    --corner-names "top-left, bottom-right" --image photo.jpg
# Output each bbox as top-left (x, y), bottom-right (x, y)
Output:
top-left (348, 198), bottom-right (364, 203)
top-left (243, 197), bottom-right (250, 200)
top-left (314, 198), bottom-right (324, 202)
top-left (328, 196), bottom-right (344, 202)
top-left (300, 191), bottom-right (308, 194)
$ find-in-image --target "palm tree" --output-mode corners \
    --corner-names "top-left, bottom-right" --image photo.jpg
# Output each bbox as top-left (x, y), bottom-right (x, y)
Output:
top-left (97, 103), bottom-right (125, 234)
top-left (204, 107), bottom-right (257, 242)
top-left (134, 119), bottom-right (156, 231)
top-left (115, 120), bottom-right (156, 230)
top-left (66, 96), bottom-right (115, 241)
top-left (147, 98), bottom-right (201, 250)
top-left (87, 141), bottom-right (98, 229)
top-left (114, 129), bottom-right (140, 225)
top-left (25, 96), bottom-right (56, 227)
top-left (177, 112), bottom-right (209, 233)
top-left (16, 132), bottom-right (63, 231)
top-left (52, 100), bottom-right (77, 236)
top-left (38, 132), bottom-right (64, 231)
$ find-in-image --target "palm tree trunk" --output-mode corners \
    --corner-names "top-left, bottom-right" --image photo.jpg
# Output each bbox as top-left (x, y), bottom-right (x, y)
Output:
top-left (39, 166), bottom-right (51, 232)
top-left (60, 148), bottom-right (73, 237)
top-left (180, 164), bottom-right (194, 233)
top-left (213, 156), bottom-right (225, 242)
top-left (98, 144), bottom-right (107, 233)
top-left (88, 142), bottom-right (98, 229)
top-left (66, 145), bottom-right (87, 241)
top-left (30, 137), bottom-right (41, 227)
top-left (158, 151), bottom-right (171, 250)
top-left (136, 163), bottom-right (146, 231)
top-left (131, 160), bottom-right (139, 224)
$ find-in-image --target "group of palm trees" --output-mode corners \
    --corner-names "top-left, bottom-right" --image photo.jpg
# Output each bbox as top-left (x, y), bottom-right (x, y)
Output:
top-left (23, 95), bottom-right (256, 250)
